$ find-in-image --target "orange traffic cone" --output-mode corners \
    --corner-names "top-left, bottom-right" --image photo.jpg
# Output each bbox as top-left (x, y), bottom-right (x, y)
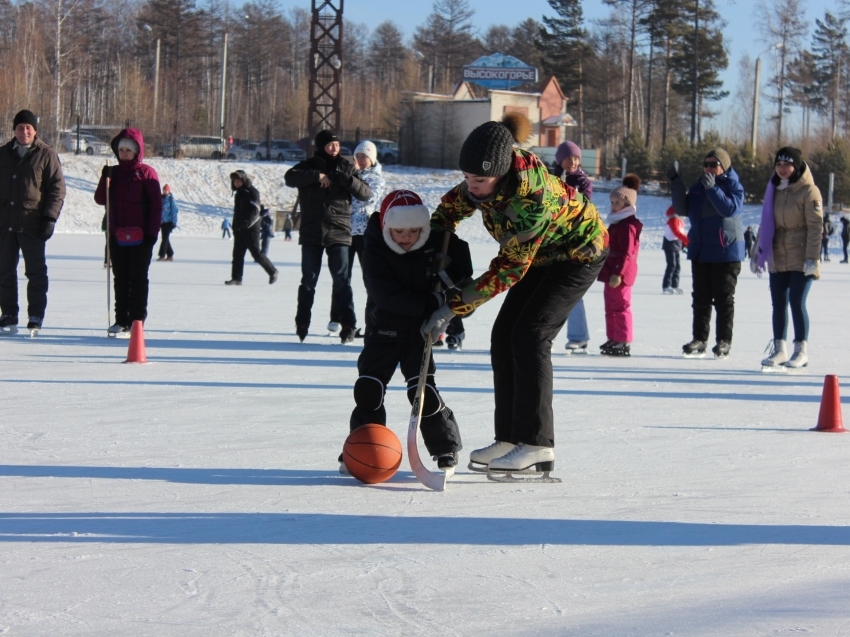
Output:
top-left (812, 375), bottom-right (845, 432)
top-left (123, 320), bottom-right (148, 364)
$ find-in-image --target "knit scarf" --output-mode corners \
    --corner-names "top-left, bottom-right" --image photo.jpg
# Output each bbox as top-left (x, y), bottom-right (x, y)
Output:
top-left (606, 206), bottom-right (636, 225)
top-left (754, 181), bottom-right (776, 276)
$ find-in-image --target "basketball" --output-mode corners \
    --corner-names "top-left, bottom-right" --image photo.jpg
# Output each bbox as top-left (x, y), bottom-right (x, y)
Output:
top-left (343, 424), bottom-right (403, 484)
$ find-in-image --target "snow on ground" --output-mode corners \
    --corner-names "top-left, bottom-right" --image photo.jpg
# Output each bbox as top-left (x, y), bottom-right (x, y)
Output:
top-left (1, 227), bottom-right (850, 635)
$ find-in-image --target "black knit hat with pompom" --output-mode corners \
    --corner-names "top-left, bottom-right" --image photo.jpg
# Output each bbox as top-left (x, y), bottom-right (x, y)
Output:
top-left (458, 112), bottom-right (532, 177)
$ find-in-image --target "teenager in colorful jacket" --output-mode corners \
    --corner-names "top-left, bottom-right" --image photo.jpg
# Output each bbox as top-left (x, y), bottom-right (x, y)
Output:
top-left (668, 148), bottom-right (745, 359)
top-left (662, 205), bottom-right (689, 293)
top-left (94, 128), bottom-right (162, 337)
top-left (424, 113), bottom-right (609, 477)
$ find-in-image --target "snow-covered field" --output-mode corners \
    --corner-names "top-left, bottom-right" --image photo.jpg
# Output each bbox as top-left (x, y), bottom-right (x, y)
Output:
top-left (2, 222), bottom-right (850, 634)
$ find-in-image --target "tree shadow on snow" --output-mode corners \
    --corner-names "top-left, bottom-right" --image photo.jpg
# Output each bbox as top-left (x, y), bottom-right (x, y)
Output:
top-left (0, 509), bottom-right (847, 546)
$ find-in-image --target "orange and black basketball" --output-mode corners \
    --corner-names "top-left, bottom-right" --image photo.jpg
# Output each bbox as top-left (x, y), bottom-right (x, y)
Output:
top-left (343, 424), bottom-right (403, 484)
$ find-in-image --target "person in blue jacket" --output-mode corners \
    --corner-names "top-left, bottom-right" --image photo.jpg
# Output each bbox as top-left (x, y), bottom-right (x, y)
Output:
top-left (157, 184), bottom-right (178, 261)
top-left (668, 148), bottom-right (745, 359)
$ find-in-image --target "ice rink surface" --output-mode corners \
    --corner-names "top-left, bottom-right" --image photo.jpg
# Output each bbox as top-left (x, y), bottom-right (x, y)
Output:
top-left (1, 229), bottom-right (850, 636)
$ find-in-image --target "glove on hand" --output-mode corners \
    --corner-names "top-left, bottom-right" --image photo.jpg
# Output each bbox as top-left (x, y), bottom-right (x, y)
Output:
top-left (803, 259), bottom-right (819, 277)
top-left (40, 218), bottom-right (55, 241)
top-left (700, 172), bottom-right (716, 190)
top-left (421, 303), bottom-right (456, 341)
top-left (609, 274), bottom-right (622, 288)
top-left (665, 165), bottom-right (678, 182)
top-left (101, 165), bottom-right (112, 179)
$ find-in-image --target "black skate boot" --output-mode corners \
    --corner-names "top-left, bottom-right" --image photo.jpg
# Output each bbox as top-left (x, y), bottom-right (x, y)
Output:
top-left (601, 341), bottom-right (630, 356)
top-left (296, 324), bottom-right (309, 342)
top-left (446, 332), bottom-right (464, 349)
top-left (269, 269), bottom-right (279, 285)
top-left (224, 279), bottom-right (242, 286)
top-left (712, 340), bottom-right (731, 359)
top-left (0, 314), bottom-right (19, 335)
top-left (340, 326), bottom-right (356, 344)
top-left (682, 340), bottom-right (707, 358)
top-left (26, 317), bottom-right (42, 337)
top-left (435, 452), bottom-right (458, 470)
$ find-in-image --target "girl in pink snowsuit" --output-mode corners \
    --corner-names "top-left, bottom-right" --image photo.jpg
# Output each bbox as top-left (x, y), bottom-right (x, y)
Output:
top-left (598, 175), bottom-right (643, 356)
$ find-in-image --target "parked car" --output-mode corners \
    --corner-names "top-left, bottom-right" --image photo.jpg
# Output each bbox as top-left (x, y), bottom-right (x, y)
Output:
top-left (81, 134), bottom-right (110, 156)
top-left (159, 135), bottom-right (226, 159)
top-left (254, 140), bottom-right (307, 162)
top-left (227, 142), bottom-right (257, 161)
top-left (370, 139), bottom-right (399, 164)
top-left (57, 131), bottom-right (88, 154)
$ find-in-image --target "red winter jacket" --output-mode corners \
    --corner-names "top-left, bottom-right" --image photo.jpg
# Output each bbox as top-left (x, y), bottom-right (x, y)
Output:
top-left (664, 205), bottom-right (689, 245)
top-left (94, 128), bottom-right (162, 239)
top-left (598, 213), bottom-right (643, 286)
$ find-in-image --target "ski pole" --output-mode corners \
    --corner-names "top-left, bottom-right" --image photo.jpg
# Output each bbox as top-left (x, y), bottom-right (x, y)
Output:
top-left (105, 162), bottom-right (111, 331)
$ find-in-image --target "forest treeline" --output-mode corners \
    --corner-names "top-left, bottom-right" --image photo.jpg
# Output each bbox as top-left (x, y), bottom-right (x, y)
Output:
top-left (3, 0), bottom-right (850, 199)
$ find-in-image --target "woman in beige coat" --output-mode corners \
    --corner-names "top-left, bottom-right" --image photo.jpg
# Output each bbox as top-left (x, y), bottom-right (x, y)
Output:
top-left (752, 147), bottom-right (823, 370)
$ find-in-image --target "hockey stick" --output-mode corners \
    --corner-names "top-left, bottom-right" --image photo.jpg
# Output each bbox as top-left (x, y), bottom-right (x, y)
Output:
top-left (105, 163), bottom-right (112, 333)
top-left (407, 230), bottom-right (453, 492)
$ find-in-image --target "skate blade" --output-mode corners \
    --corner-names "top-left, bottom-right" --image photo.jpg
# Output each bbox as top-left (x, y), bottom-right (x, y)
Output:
top-left (761, 364), bottom-right (788, 373)
top-left (339, 462), bottom-right (349, 475)
top-left (0, 327), bottom-right (18, 335)
top-left (467, 461), bottom-right (537, 474)
top-left (442, 466), bottom-right (456, 479)
top-left (487, 470), bottom-right (561, 483)
top-left (28, 329), bottom-right (39, 338)
top-left (682, 352), bottom-right (706, 359)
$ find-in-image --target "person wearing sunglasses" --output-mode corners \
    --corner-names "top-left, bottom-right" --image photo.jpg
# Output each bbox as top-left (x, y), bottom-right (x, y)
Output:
top-left (667, 148), bottom-right (745, 359)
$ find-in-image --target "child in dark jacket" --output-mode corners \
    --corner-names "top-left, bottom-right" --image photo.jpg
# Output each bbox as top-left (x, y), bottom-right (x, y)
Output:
top-left (599, 175), bottom-right (643, 357)
top-left (347, 190), bottom-right (472, 471)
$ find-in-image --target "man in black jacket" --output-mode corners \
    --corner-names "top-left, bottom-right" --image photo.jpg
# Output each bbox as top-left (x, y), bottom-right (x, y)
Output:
top-left (225, 170), bottom-right (278, 286)
top-left (284, 130), bottom-right (371, 343)
top-left (0, 110), bottom-right (65, 335)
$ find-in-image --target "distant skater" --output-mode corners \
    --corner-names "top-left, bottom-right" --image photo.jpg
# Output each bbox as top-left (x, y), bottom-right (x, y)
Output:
top-left (221, 216), bottom-right (231, 239)
top-left (157, 184), bottom-right (178, 261)
top-left (224, 170), bottom-right (278, 286)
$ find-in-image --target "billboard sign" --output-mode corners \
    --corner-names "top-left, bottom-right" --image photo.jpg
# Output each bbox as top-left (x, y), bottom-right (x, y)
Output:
top-left (462, 53), bottom-right (538, 90)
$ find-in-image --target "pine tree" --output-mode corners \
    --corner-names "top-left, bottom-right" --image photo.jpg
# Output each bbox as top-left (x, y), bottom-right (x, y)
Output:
top-left (537, 0), bottom-right (593, 145)
top-left (810, 12), bottom-right (848, 140)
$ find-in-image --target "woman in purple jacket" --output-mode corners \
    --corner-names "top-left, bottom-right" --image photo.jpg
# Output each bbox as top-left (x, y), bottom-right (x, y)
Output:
top-left (94, 129), bottom-right (162, 338)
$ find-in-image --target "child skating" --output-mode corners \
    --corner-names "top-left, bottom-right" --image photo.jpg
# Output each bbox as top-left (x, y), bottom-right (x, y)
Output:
top-left (343, 190), bottom-right (472, 473)
top-left (599, 175), bottom-right (642, 356)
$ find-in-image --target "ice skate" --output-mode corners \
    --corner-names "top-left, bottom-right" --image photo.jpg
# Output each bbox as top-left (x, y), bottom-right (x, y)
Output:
top-left (446, 332), bottom-right (464, 350)
top-left (269, 269), bottom-right (279, 285)
top-left (761, 339), bottom-right (788, 372)
top-left (0, 314), bottom-right (19, 335)
top-left (673, 288), bottom-right (684, 295)
top-left (107, 323), bottom-right (131, 339)
top-left (433, 334), bottom-right (445, 347)
top-left (601, 341), bottom-right (630, 356)
top-left (224, 278), bottom-right (242, 286)
top-left (340, 326), bottom-right (356, 345)
top-left (468, 440), bottom-right (515, 472)
top-left (682, 339), bottom-right (706, 358)
top-left (786, 340), bottom-right (808, 369)
top-left (327, 321), bottom-right (341, 335)
top-left (662, 287), bottom-right (674, 294)
top-left (26, 317), bottom-right (42, 337)
top-left (487, 443), bottom-right (561, 483)
top-left (434, 452), bottom-right (458, 478)
top-left (564, 340), bottom-right (588, 355)
top-left (296, 325), bottom-right (309, 342)
top-left (712, 340), bottom-right (731, 360)
top-left (338, 453), bottom-right (349, 475)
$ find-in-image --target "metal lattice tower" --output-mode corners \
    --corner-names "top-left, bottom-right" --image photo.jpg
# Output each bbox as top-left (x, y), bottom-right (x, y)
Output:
top-left (307, 0), bottom-right (343, 150)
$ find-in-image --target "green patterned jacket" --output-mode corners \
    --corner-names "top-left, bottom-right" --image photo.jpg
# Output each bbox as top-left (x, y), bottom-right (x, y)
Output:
top-left (431, 149), bottom-right (608, 316)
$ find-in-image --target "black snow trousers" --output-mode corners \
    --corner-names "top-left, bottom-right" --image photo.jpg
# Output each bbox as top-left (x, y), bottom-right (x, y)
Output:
top-left (490, 254), bottom-right (606, 448)
top-left (0, 231), bottom-right (48, 319)
top-left (110, 235), bottom-right (155, 327)
top-left (231, 227), bottom-right (276, 281)
top-left (351, 327), bottom-right (462, 457)
top-left (690, 260), bottom-right (741, 344)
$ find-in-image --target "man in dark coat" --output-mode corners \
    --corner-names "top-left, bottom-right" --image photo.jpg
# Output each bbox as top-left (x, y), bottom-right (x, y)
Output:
top-left (669, 148), bottom-right (745, 359)
top-left (0, 109), bottom-right (66, 335)
top-left (225, 170), bottom-right (278, 286)
top-left (284, 130), bottom-right (372, 343)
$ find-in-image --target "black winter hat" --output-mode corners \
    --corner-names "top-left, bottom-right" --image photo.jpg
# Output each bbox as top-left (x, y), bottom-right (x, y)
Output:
top-left (13, 110), bottom-right (38, 131)
top-left (775, 146), bottom-right (803, 166)
top-left (458, 121), bottom-right (515, 177)
top-left (314, 129), bottom-right (339, 150)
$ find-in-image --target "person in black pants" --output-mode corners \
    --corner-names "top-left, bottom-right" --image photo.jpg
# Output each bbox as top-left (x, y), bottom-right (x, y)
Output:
top-left (348, 189), bottom-right (471, 471)
top-left (840, 216), bottom-right (850, 263)
top-left (224, 170), bottom-right (277, 286)
top-left (284, 130), bottom-right (372, 343)
top-left (669, 148), bottom-right (745, 359)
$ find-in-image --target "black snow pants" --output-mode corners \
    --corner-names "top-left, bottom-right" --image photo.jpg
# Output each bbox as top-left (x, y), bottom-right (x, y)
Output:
top-left (690, 260), bottom-right (741, 344)
top-left (490, 254), bottom-right (606, 448)
top-left (231, 227), bottom-right (276, 281)
top-left (351, 326), bottom-right (462, 457)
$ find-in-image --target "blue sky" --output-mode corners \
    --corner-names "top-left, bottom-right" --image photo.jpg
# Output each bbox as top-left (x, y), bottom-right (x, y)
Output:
top-left (342, 0), bottom-right (840, 136)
